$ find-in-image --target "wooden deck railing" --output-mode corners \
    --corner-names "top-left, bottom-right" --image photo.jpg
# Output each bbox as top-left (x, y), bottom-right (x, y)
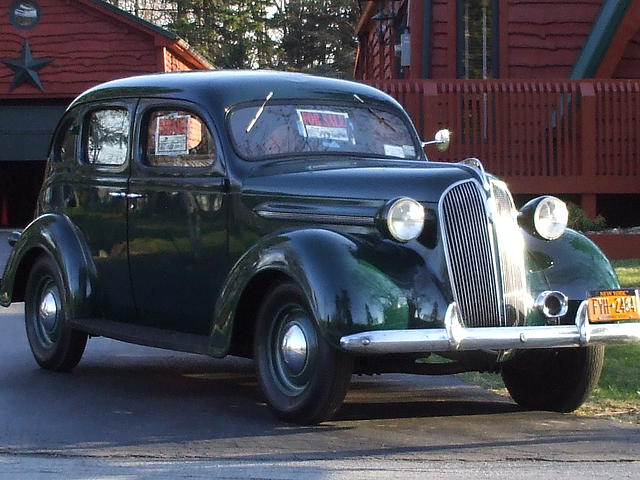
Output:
top-left (370, 80), bottom-right (640, 212)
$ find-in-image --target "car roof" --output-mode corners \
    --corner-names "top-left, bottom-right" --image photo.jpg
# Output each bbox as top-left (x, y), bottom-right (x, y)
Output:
top-left (68, 70), bottom-right (400, 111)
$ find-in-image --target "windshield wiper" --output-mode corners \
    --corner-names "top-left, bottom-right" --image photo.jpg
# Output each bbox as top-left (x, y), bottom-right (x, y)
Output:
top-left (246, 91), bottom-right (274, 133)
top-left (353, 94), bottom-right (396, 133)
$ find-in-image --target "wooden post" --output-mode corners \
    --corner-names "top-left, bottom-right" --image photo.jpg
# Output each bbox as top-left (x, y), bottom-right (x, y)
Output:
top-left (581, 194), bottom-right (597, 219)
top-left (499, 0), bottom-right (509, 77)
top-left (580, 82), bottom-right (597, 218)
top-left (444, 0), bottom-right (457, 78)
top-left (409, 0), bottom-right (425, 79)
top-left (423, 81), bottom-right (440, 140)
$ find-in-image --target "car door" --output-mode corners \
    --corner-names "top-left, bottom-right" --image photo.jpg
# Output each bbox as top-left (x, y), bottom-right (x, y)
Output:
top-left (127, 100), bottom-right (228, 335)
top-left (62, 102), bottom-right (137, 322)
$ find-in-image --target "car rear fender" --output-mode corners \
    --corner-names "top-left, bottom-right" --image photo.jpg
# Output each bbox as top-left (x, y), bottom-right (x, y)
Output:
top-left (208, 228), bottom-right (447, 356)
top-left (0, 214), bottom-right (97, 319)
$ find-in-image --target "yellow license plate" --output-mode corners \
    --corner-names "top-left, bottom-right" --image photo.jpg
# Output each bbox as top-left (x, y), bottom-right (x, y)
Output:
top-left (587, 289), bottom-right (640, 323)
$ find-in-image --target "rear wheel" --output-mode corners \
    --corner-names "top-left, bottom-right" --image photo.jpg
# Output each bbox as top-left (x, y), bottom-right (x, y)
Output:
top-left (24, 255), bottom-right (87, 371)
top-left (254, 282), bottom-right (353, 424)
top-left (501, 346), bottom-right (604, 412)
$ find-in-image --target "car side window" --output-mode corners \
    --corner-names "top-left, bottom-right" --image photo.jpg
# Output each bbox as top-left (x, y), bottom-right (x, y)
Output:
top-left (53, 118), bottom-right (78, 163)
top-left (145, 110), bottom-right (215, 168)
top-left (85, 108), bottom-right (130, 166)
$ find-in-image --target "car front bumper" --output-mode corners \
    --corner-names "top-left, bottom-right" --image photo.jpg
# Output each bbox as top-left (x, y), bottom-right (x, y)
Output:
top-left (339, 301), bottom-right (640, 354)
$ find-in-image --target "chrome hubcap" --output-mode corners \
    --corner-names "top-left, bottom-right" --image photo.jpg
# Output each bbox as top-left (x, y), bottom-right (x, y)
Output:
top-left (280, 323), bottom-right (308, 376)
top-left (38, 287), bottom-right (60, 336)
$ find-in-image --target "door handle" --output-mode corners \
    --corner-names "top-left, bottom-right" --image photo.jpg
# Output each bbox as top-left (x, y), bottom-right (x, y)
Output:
top-left (108, 192), bottom-right (144, 199)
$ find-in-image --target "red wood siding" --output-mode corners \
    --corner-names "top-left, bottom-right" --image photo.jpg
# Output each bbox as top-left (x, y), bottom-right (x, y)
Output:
top-left (504, 0), bottom-right (603, 78)
top-left (597, 1), bottom-right (640, 77)
top-left (614, 30), bottom-right (640, 78)
top-left (0, 0), bottom-right (160, 98)
top-left (164, 48), bottom-right (197, 72)
top-left (355, 0), bottom-right (640, 81)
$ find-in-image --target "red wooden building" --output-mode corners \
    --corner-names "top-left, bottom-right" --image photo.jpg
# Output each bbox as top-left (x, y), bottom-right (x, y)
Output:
top-left (0, 0), bottom-right (211, 227)
top-left (355, 0), bottom-right (640, 225)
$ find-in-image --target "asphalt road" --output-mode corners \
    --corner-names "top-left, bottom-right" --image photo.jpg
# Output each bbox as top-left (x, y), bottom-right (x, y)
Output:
top-left (0, 230), bottom-right (639, 478)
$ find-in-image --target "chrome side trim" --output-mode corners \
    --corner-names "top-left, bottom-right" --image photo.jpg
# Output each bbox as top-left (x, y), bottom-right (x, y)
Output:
top-left (339, 301), bottom-right (640, 354)
top-left (254, 209), bottom-right (375, 226)
top-left (109, 191), bottom-right (145, 200)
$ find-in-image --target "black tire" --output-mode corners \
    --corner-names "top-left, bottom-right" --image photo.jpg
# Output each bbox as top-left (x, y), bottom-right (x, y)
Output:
top-left (501, 346), bottom-right (604, 412)
top-left (24, 255), bottom-right (87, 372)
top-left (254, 282), bottom-right (353, 424)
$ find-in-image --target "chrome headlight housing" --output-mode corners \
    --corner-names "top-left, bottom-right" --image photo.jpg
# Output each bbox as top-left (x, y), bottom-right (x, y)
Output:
top-left (519, 196), bottom-right (568, 240)
top-left (381, 197), bottom-right (425, 242)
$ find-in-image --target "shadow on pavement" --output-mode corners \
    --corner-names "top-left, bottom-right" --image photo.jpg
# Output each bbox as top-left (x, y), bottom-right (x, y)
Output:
top-left (1, 304), bottom-right (639, 462)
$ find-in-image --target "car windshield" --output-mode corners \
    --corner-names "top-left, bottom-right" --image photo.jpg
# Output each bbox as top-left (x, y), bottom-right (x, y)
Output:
top-left (228, 102), bottom-right (420, 160)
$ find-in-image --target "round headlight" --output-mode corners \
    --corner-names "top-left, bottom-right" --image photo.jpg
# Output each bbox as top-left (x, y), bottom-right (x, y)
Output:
top-left (534, 196), bottom-right (568, 240)
top-left (385, 197), bottom-right (425, 242)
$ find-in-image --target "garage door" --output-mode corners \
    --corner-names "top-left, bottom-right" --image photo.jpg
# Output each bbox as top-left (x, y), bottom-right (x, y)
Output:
top-left (0, 102), bottom-right (69, 162)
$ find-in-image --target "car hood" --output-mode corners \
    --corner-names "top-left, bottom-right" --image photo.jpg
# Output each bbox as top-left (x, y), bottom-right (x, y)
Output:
top-left (241, 158), bottom-right (483, 204)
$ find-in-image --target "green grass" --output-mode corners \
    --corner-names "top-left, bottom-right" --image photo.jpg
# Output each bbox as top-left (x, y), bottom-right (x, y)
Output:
top-left (611, 258), bottom-right (640, 288)
top-left (460, 258), bottom-right (640, 404)
top-left (593, 345), bottom-right (640, 401)
top-left (593, 258), bottom-right (640, 401)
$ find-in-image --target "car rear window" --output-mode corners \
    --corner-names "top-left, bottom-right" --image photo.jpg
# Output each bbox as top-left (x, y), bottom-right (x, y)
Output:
top-left (228, 103), bottom-right (419, 161)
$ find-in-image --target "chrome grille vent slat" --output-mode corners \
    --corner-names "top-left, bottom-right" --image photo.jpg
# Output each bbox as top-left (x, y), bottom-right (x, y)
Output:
top-left (440, 181), bottom-right (502, 327)
top-left (491, 180), bottom-right (529, 326)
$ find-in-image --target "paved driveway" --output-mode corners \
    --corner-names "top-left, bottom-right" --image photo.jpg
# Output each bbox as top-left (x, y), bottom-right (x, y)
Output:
top-left (0, 230), bottom-right (638, 478)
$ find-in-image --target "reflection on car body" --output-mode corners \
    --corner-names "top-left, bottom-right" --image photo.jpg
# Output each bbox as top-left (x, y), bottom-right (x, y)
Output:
top-left (1, 70), bottom-right (639, 424)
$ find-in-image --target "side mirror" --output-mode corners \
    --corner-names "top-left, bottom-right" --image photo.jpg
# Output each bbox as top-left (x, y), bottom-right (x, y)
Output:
top-left (422, 129), bottom-right (451, 152)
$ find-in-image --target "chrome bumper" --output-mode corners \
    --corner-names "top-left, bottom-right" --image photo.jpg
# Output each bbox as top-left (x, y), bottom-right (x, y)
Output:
top-left (339, 301), bottom-right (640, 355)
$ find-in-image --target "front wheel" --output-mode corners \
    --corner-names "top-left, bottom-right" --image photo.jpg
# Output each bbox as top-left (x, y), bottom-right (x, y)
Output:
top-left (24, 255), bottom-right (87, 371)
top-left (254, 282), bottom-right (353, 424)
top-left (501, 346), bottom-right (604, 412)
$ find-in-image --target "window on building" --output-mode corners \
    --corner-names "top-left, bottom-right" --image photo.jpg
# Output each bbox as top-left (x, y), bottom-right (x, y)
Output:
top-left (457, 0), bottom-right (498, 79)
top-left (145, 110), bottom-right (215, 168)
top-left (85, 109), bottom-right (130, 166)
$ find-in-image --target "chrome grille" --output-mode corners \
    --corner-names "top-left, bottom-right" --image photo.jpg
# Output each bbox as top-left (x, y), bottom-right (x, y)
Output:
top-left (490, 180), bottom-right (529, 326)
top-left (440, 179), bottom-right (529, 328)
top-left (440, 181), bottom-right (502, 327)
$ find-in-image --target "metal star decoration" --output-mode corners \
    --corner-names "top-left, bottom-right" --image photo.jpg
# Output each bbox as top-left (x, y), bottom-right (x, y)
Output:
top-left (2, 40), bottom-right (52, 91)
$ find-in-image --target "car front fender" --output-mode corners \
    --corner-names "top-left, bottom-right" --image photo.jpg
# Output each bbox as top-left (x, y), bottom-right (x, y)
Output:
top-left (0, 214), bottom-right (97, 319)
top-left (524, 228), bottom-right (618, 322)
top-left (208, 228), bottom-right (450, 356)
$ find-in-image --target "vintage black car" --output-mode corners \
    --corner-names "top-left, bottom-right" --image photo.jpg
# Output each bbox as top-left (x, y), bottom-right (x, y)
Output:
top-left (1, 71), bottom-right (639, 424)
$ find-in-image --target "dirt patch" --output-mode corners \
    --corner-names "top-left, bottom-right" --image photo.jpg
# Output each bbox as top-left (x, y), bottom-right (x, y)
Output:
top-left (484, 387), bottom-right (640, 424)
top-left (576, 399), bottom-right (640, 425)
